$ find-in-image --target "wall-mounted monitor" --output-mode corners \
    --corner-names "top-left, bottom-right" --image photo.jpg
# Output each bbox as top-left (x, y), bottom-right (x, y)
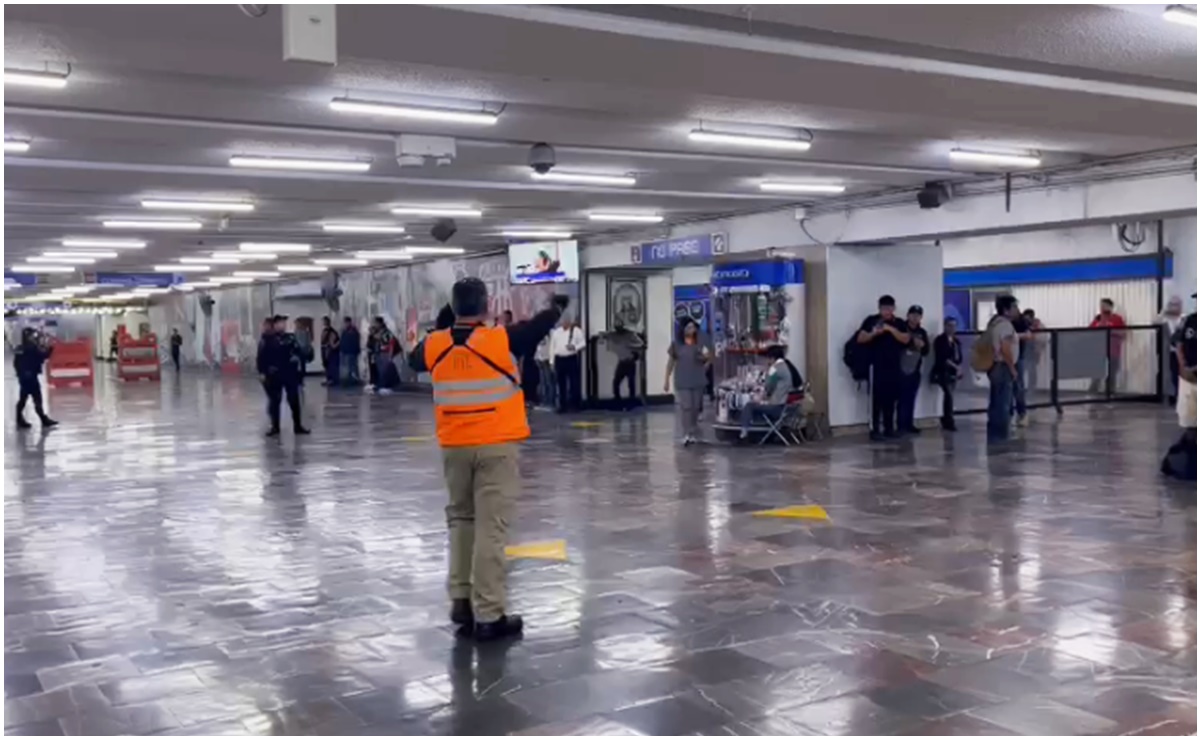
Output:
top-left (508, 240), bottom-right (579, 285)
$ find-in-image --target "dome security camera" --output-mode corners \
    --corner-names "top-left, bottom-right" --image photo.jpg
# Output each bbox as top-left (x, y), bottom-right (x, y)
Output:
top-left (528, 143), bottom-right (556, 174)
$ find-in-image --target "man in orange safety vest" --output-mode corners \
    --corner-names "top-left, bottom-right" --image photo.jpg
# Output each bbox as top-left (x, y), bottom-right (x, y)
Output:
top-left (409, 277), bottom-right (566, 641)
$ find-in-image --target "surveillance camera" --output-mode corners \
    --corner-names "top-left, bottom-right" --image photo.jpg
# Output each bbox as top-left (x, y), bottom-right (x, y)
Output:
top-left (528, 142), bottom-right (556, 174)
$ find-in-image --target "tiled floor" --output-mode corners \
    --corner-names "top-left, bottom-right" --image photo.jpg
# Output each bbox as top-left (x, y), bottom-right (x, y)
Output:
top-left (5, 368), bottom-right (1196, 735)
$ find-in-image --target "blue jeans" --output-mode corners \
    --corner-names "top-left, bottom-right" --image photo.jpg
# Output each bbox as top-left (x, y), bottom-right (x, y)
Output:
top-left (740, 403), bottom-right (784, 434)
top-left (341, 354), bottom-right (360, 385)
top-left (1013, 353), bottom-right (1028, 416)
top-left (897, 371), bottom-right (921, 431)
top-left (537, 360), bottom-right (556, 408)
top-left (987, 364), bottom-right (1015, 441)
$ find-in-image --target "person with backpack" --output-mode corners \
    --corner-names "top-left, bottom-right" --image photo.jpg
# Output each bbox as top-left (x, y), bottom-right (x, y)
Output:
top-left (897, 305), bottom-right (929, 435)
top-left (972, 295), bottom-right (1020, 442)
top-left (855, 295), bottom-right (911, 441)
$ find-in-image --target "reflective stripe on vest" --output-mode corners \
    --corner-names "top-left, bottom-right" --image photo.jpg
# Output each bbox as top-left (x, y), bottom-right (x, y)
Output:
top-left (424, 325), bottom-right (530, 446)
top-left (432, 376), bottom-right (520, 407)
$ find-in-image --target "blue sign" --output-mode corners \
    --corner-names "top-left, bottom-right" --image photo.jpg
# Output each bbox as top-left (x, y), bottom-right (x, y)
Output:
top-left (94, 272), bottom-right (180, 288)
top-left (631, 232), bottom-right (727, 266)
top-left (711, 260), bottom-right (805, 291)
top-left (4, 271), bottom-right (37, 287)
top-left (672, 284), bottom-right (711, 340)
top-left (945, 253), bottom-right (1171, 289)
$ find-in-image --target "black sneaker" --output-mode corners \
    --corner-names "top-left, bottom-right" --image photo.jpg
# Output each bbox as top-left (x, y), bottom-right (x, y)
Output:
top-left (449, 598), bottom-right (473, 626)
top-left (869, 430), bottom-right (885, 442)
top-left (471, 614), bottom-right (524, 642)
top-left (904, 427), bottom-right (921, 435)
top-left (883, 430), bottom-right (901, 439)
top-left (16, 418), bottom-right (32, 430)
top-left (40, 418), bottom-right (58, 428)
top-left (265, 427), bottom-right (281, 437)
top-left (294, 426), bottom-right (311, 435)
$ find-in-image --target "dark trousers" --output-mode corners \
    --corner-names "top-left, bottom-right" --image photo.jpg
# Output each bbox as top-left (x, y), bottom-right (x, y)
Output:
top-left (520, 355), bottom-right (540, 405)
top-left (938, 380), bottom-right (956, 427)
top-left (266, 378), bottom-right (302, 431)
top-left (323, 350), bottom-right (338, 384)
top-left (15, 376), bottom-right (47, 422)
top-left (555, 354), bottom-right (582, 412)
top-left (870, 369), bottom-right (899, 435)
top-left (367, 354), bottom-right (380, 387)
top-left (170, 348), bottom-right (180, 371)
top-left (613, 358), bottom-right (637, 406)
top-left (897, 371), bottom-right (921, 431)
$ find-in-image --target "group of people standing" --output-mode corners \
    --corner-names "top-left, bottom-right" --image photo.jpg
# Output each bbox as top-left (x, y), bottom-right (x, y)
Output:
top-left (319, 315), bottom-right (401, 393)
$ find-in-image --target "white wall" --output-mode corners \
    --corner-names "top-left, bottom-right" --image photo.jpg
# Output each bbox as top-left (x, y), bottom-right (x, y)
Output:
top-left (1164, 215), bottom-right (1197, 304)
top-left (645, 273), bottom-right (673, 392)
top-left (943, 224), bottom-right (1152, 268)
top-left (825, 244), bottom-right (944, 428)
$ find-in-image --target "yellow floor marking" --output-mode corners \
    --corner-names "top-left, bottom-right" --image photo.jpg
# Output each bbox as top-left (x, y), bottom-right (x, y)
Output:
top-left (505, 539), bottom-right (568, 561)
top-left (570, 421), bottom-right (604, 429)
top-left (751, 504), bottom-right (830, 521)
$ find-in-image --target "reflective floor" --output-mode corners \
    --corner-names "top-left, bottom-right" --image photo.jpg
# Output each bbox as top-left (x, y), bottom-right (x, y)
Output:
top-left (5, 368), bottom-right (1196, 735)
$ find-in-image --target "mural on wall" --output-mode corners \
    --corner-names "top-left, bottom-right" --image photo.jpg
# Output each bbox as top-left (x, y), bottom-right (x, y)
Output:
top-left (610, 278), bottom-right (645, 333)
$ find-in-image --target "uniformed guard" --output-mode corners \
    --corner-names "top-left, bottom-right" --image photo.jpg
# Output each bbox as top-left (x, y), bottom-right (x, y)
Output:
top-left (257, 315), bottom-right (311, 437)
top-left (14, 327), bottom-right (58, 430)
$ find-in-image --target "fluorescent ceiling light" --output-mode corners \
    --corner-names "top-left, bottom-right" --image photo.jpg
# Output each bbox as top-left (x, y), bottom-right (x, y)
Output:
top-left (211, 276), bottom-right (255, 284)
top-left (390, 206), bottom-right (483, 218)
top-left (354, 251), bottom-right (415, 261)
top-left (949, 149), bottom-right (1042, 168)
top-left (10, 265), bottom-right (75, 273)
top-left (103, 219), bottom-right (202, 231)
top-left (403, 246), bottom-right (466, 255)
top-left (588, 212), bottom-right (664, 223)
top-left (276, 264), bottom-right (329, 273)
top-left (4, 69), bottom-right (68, 89)
top-left (688, 130), bottom-right (811, 151)
top-left (313, 258), bottom-right (369, 266)
top-left (62, 237), bottom-right (147, 249)
top-left (329, 97), bottom-right (498, 125)
top-left (530, 171), bottom-right (636, 187)
top-left (321, 223), bottom-right (407, 234)
top-left (179, 256), bottom-right (241, 264)
top-left (229, 155), bottom-right (371, 173)
top-left (502, 229), bottom-right (574, 239)
top-left (179, 281), bottom-right (219, 289)
top-left (26, 256), bottom-right (96, 264)
top-left (141, 199), bottom-right (255, 212)
top-left (212, 250), bottom-right (274, 261)
top-left (44, 250), bottom-right (118, 259)
top-left (50, 285), bottom-right (96, 294)
top-left (4, 140), bottom-right (31, 153)
top-left (132, 287), bottom-right (170, 295)
top-left (758, 181), bottom-right (847, 194)
top-left (239, 242), bottom-right (310, 253)
top-left (1164, 4), bottom-right (1198, 25)
top-left (154, 264), bottom-right (211, 273)
top-left (232, 270), bottom-right (280, 278)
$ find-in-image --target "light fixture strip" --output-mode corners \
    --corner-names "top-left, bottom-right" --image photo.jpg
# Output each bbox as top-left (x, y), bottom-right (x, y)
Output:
top-left (1164, 4), bottom-right (1198, 25)
top-left (103, 219), bottom-right (202, 231)
top-left (154, 265), bottom-right (211, 273)
top-left (758, 182), bottom-right (847, 194)
top-left (530, 171), bottom-right (636, 187)
top-left (502, 230), bottom-right (574, 239)
top-left (321, 223), bottom-right (407, 234)
top-left (4, 140), bottom-right (31, 153)
top-left (329, 98), bottom-right (499, 125)
top-left (587, 212), bottom-right (665, 223)
top-left (390, 206), bottom-right (483, 218)
top-left (688, 130), bottom-right (812, 151)
top-left (141, 199), bottom-right (255, 212)
top-left (401, 246), bottom-right (467, 255)
top-left (948, 149), bottom-right (1042, 167)
top-left (4, 69), bottom-right (68, 89)
top-left (238, 242), bottom-right (310, 253)
top-left (229, 155), bottom-right (371, 172)
top-left (62, 238), bottom-right (147, 249)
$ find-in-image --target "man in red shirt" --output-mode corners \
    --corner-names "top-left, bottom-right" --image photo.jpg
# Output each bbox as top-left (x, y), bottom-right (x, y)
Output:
top-left (1089, 298), bottom-right (1126, 395)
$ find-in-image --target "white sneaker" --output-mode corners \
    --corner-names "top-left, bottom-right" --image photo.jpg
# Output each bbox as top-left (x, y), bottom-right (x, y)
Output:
top-left (1016, 414), bottom-right (1029, 427)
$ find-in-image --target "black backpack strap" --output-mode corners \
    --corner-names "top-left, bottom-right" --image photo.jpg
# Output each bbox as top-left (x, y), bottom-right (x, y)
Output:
top-left (428, 327), bottom-right (518, 386)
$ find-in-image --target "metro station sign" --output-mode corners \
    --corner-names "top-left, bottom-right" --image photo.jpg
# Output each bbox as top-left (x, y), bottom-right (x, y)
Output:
top-left (631, 232), bottom-right (727, 266)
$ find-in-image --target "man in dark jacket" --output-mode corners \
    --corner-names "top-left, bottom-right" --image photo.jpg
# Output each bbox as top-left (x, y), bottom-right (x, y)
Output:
top-left (856, 294), bottom-right (911, 440)
top-left (320, 316), bottom-right (339, 386)
top-left (14, 328), bottom-right (58, 429)
top-left (931, 316), bottom-right (964, 431)
top-left (897, 305), bottom-right (930, 434)
top-left (340, 317), bottom-right (362, 386)
top-left (257, 315), bottom-right (311, 437)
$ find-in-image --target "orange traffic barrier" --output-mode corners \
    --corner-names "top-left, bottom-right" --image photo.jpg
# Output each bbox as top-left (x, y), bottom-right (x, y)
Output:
top-left (117, 333), bottom-right (161, 382)
top-left (46, 338), bottom-right (95, 389)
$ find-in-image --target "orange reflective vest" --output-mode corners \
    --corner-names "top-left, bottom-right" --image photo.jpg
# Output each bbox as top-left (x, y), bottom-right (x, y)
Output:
top-left (424, 325), bottom-right (530, 447)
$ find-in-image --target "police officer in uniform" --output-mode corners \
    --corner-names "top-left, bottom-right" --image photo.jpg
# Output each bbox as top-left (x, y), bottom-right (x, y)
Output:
top-left (409, 279), bottom-right (565, 641)
top-left (14, 328), bottom-right (58, 430)
top-left (257, 315), bottom-right (311, 437)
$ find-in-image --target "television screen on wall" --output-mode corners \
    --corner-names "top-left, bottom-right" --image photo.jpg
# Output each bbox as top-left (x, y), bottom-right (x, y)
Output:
top-left (508, 240), bottom-right (579, 285)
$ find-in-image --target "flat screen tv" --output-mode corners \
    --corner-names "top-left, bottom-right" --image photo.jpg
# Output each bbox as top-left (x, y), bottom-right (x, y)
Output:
top-left (508, 240), bottom-right (579, 285)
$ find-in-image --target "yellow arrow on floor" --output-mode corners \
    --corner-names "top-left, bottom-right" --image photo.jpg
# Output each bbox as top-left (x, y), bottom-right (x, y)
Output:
top-left (505, 539), bottom-right (568, 561)
top-left (751, 504), bottom-right (830, 521)
top-left (570, 421), bottom-right (604, 429)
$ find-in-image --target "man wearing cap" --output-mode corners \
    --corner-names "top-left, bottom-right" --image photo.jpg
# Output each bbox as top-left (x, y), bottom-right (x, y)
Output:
top-left (897, 305), bottom-right (930, 434)
top-left (257, 315), bottom-right (311, 437)
top-left (856, 294), bottom-right (912, 440)
top-left (409, 278), bottom-right (566, 641)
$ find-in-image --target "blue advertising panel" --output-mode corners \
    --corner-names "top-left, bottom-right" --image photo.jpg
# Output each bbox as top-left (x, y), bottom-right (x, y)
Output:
top-left (4, 271), bottom-right (37, 287)
top-left (943, 288), bottom-right (972, 329)
top-left (672, 284), bottom-right (711, 340)
top-left (711, 260), bottom-right (804, 291)
top-left (944, 253), bottom-right (1171, 289)
top-left (631, 232), bottom-right (727, 266)
top-left (93, 272), bottom-right (180, 288)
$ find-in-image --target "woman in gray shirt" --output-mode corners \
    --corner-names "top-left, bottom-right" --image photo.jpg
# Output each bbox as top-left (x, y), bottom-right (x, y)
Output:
top-left (665, 319), bottom-right (711, 445)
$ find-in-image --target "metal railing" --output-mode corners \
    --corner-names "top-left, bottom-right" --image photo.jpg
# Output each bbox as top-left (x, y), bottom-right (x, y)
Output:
top-left (948, 324), bottom-right (1166, 415)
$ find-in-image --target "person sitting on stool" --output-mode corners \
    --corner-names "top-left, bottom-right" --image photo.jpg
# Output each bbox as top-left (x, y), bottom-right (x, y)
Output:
top-left (739, 345), bottom-right (802, 439)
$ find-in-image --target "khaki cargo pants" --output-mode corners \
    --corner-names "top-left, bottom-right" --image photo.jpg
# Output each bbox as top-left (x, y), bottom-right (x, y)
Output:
top-left (442, 442), bottom-right (520, 623)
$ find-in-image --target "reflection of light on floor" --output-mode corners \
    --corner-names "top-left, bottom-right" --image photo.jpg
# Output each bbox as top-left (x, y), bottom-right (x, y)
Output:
top-left (593, 632), bottom-right (676, 670)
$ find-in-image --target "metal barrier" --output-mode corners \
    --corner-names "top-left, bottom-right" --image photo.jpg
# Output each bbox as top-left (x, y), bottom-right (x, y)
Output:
top-left (949, 324), bottom-right (1164, 415)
